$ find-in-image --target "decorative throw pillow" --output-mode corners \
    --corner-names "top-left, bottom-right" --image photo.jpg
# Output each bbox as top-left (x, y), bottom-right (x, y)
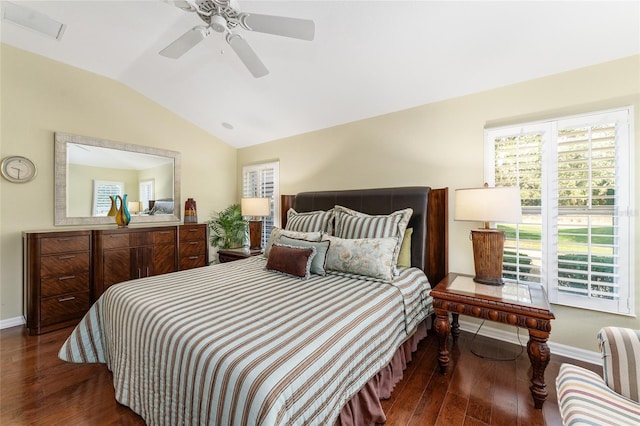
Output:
top-left (285, 209), bottom-right (334, 233)
top-left (265, 243), bottom-right (316, 280)
top-left (396, 228), bottom-right (413, 268)
top-left (279, 236), bottom-right (330, 276)
top-left (322, 235), bottom-right (397, 281)
top-left (332, 206), bottom-right (413, 275)
top-left (263, 227), bottom-right (322, 258)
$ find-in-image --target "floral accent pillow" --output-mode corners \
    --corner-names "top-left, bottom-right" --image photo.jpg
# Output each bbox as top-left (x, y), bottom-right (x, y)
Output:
top-left (322, 235), bottom-right (397, 281)
top-left (332, 205), bottom-right (413, 276)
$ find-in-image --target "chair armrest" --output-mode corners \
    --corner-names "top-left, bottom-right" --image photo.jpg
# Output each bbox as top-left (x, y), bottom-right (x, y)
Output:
top-left (556, 363), bottom-right (640, 425)
top-left (598, 326), bottom-right (640, 403)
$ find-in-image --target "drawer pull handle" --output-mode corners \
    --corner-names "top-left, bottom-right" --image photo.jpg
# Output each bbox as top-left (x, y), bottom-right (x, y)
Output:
top-left (188, 256), bottom-right (199, 260)
top-left (58, 255), bottom-right (75, 260)
top-left (58, 296), bottom-right (76, 302)
top-left (59, 275), bottom-right (76, 281)
top-left (159, 231), bottom-right (171, 234)
top-left (57, 238), bottom-right (73, 242)
top-left (189, 242), bottom-right (198, 245)
top-left (188, 229), bottom-right (198, 232)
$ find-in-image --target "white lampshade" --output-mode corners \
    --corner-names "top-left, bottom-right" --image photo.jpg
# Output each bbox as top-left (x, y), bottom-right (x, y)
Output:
top-left (127, 201), bottom-right (141, 215)
top-left (454, 186), bottom-right (522, 224)
top-left (241, 197), bottom-right (270, 217)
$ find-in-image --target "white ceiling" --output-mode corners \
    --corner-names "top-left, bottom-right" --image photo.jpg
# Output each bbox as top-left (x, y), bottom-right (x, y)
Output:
top-left (2, 1), bottom-right (639, 148)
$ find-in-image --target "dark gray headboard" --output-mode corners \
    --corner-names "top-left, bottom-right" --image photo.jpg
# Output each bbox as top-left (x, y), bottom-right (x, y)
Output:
top-left (282, 187), bottom-right (448, 285)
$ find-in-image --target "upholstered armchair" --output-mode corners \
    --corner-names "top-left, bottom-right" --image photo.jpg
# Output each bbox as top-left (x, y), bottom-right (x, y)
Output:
top-left (556, 327), bottom-right (640, 425)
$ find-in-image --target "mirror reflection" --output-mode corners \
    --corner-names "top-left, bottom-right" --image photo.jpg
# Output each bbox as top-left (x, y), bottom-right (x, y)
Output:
top-left (54, 132), bottom-right (181, 226)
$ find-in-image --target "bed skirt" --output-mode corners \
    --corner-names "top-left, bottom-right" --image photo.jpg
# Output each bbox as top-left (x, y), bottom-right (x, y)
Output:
top-left (334, 318), bottom-right (430, 426)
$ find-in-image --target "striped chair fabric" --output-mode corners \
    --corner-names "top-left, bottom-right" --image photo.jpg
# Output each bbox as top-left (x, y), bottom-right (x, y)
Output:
top-left (598, 326), bottom-right (640, 402)
top-left (556, 327), bottom-right (640, 426)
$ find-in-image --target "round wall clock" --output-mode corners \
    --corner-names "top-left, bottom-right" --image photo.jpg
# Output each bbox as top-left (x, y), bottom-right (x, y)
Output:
top-left (1, 156), bottom-right (37, 183)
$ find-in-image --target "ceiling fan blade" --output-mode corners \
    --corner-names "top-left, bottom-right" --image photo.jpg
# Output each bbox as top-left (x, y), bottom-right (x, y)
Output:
top-left (226, 33), bottom-right (269, 78)
top-left (159, 26), bottom-right (208, 59)
top-left (240, 13), bottom-right (315, 41)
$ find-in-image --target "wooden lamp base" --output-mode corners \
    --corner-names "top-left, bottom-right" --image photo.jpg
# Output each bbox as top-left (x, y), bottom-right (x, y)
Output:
top-left (248, 220), bottom-right (263, 251)
top-left (471, 228), bottom-right (505, 285)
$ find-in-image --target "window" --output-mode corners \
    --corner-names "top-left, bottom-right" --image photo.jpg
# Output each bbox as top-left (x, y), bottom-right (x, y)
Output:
top-left (139, 179), bottom-right (154, 211)
top-left (242, 161), bottom-right (280, 247)
top-left (92, 180), bottom-right (124, 216)
top-left (485, 107), bottom-right (634, 315)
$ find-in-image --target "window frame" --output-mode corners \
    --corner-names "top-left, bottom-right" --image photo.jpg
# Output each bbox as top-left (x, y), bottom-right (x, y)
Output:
top-left (242, 161), bottom-right (280, 247)
top-left (484, 107), bottom-right (635, 316)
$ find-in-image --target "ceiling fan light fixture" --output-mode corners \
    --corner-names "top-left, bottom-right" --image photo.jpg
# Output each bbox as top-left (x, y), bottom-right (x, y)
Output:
top-left (210, 15), bottom-right (228, 33)
top-left (2, 2), bottom-right (66, 40)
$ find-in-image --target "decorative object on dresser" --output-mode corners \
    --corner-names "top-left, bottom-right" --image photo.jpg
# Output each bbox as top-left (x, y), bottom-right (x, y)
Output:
top-left (23, 230), bottom-right (92, 335)
top-left (114, 194), bottom-right (131, 227)
top-left (24, 224), bottom-right (209, 334)
top-left (184, 198), bottom-right (197, 223)
top-left (217, 247), bottom-right (262, 263)
top-left (241, 197), bottom-right (270, 250)
top-left (179, 223), bottom-right (209, 270)
top-left (431, 273), bottom-right (555, 409)
top-left (454, 184), bottom-right (522, 285)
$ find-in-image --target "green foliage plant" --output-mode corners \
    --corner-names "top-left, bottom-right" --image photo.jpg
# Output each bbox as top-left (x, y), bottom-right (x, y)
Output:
top-left (208, 204), bottom-right (247, 249)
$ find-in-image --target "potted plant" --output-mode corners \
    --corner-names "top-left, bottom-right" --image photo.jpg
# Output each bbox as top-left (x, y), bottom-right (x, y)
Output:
top-left (208, 203), bottom-right (247, 249)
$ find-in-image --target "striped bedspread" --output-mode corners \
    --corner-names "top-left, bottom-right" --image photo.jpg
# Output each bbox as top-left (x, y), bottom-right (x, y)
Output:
top-left (59, 256), bottom-right (433, 425)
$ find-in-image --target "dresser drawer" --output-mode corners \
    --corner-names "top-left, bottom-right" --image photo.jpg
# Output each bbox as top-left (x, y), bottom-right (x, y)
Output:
top-left (180, 240), bottom-right (205, 257)
top-left (41, 272), bottom-right (90, 298)
top-left (41, 235), bottom-right (90, 255)
top-left (102, 233), bottom-right (130, 249)
top-left (40, 252), bottom-right (90, 277)
top-left (153, 229), bottom-right (176, 244)
top-left (179, 254), bottom-right (207, 270)
top-left (40, 291), bottom-right (90, 325)
top-left (180, 226), bottom-right (206, 241)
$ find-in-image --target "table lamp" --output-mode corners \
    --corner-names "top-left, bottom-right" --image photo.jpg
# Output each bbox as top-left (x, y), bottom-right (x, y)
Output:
top-left (241, 197), bottom-right (270, 250)
top-left (455, 184), bottom-right (522, 285)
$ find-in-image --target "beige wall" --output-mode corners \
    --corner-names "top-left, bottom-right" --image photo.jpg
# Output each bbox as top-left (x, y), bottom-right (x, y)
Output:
top-left (0, 44), bottom-right (238, 321)
top-left (238, 55), bottom-right (640, 351)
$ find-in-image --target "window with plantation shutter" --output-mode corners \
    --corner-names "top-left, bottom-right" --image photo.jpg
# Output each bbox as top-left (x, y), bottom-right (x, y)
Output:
top-left (242, 161), bottom-right (280, 247)
top-left (485, 107), bottom-right (634, 316)
top-left (92, 180), bottom-right (124, 216)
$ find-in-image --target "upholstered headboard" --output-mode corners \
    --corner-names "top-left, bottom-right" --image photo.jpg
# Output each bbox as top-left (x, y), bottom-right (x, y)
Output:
top-left (281, 187), bottom-right (448, 286)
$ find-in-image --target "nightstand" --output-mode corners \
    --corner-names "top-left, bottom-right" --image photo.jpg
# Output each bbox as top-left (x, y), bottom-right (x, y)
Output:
top-left (218, 247), bottom-right (263, 263)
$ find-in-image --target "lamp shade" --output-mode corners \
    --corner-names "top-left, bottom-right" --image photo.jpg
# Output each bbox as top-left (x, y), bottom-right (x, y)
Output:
top-left (241, 197), bottom-right (270, 217)
top-left (454, 186), bottom-right (522, 224)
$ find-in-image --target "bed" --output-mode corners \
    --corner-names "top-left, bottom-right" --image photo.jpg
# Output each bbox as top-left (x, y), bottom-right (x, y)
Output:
top-left (59, 186), bottom-right (448, 425)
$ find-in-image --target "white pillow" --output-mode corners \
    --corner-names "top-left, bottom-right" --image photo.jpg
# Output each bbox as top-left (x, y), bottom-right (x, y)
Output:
top-left (263, 227), bottom-right (322, 258)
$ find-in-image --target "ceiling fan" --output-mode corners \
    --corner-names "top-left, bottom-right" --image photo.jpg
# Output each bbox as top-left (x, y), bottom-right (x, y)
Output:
top-left (160, 0), bottom-right (315, 78)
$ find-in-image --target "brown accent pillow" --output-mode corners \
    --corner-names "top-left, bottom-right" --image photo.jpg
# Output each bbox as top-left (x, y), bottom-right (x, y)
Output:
top-left (265, 244), bottom-right (316, 280)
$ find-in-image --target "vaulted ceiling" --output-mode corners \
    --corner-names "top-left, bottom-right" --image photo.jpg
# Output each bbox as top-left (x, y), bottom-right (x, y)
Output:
top-left (2, 1), bottom-right (639, 148)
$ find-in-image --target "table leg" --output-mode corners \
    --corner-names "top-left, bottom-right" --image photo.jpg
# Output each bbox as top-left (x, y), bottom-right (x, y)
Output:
top-left (434, 310), bottom-right (451, 374)
top-left (451, 313), bottom-right (460, 340)
top-left (527, 329), bottom-right (551, 409)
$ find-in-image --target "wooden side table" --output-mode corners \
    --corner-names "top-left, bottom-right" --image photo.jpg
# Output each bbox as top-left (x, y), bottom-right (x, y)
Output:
top-left (431, 273), bottom-right (555, 409)
top-left (218, 247), bottom-right (262, 263)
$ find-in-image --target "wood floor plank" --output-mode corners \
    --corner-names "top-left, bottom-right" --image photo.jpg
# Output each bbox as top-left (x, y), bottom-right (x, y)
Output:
top-left (0, 324), bottom-right (599, 425)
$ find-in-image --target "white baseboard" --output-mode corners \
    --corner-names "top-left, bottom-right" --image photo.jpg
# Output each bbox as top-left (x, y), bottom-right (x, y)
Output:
top-left (457, 319), bottom-right (601, 366)
top-left (0, 316), bottom-right (25, 330)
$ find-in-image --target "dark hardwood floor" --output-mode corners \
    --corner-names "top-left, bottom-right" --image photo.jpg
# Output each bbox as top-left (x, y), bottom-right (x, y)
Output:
top-left (0, 324), bottom-right (599, 425)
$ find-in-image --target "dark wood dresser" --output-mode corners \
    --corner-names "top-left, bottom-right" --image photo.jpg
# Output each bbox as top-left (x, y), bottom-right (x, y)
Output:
top-left (179, 223), bottom-right (209, 270)
top-left (24, 223), bottom-right (209, 335)
top-left (24, 230), bottom-right (92, 335)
